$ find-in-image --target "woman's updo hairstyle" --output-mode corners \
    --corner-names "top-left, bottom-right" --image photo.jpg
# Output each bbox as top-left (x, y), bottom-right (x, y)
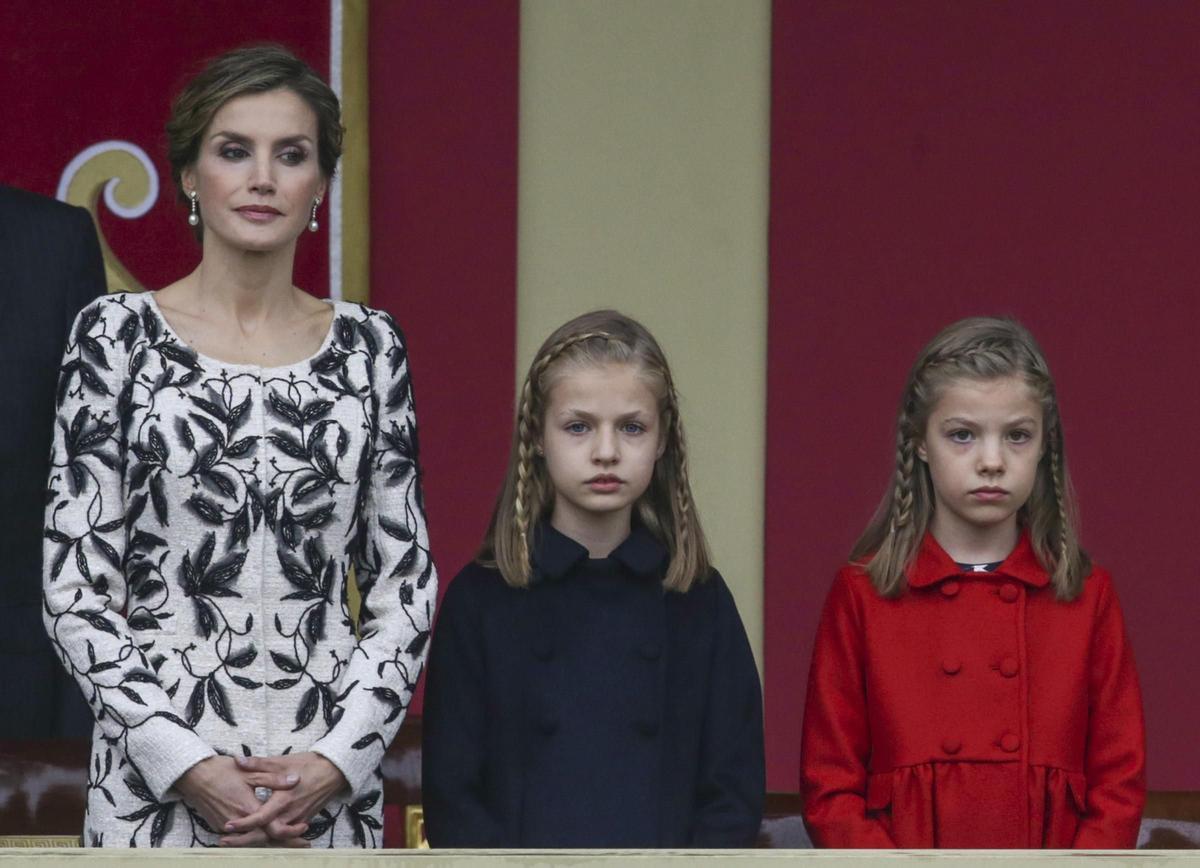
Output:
top-left (165, 42), bottom-right (344, 204)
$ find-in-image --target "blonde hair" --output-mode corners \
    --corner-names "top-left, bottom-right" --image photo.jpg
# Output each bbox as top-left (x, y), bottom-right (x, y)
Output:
top-left (480, 310), bottom-right (711, 592)
top-left (851, 316), bottom-right (1089, 600)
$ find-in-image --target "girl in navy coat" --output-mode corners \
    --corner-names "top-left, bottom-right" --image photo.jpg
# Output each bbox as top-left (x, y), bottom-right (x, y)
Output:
top-left (422, 310), bottom-right (764, 847)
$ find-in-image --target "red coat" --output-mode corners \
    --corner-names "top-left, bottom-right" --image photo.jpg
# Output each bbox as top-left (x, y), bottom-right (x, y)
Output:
top-left (800, 532), bottom-right (1145, 849)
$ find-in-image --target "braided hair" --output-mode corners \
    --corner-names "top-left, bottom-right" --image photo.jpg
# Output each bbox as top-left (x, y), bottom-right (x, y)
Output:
top-left (480, 310), bottom-right (712, 591)
top-left (851, 317), bottom-right (1089, 600)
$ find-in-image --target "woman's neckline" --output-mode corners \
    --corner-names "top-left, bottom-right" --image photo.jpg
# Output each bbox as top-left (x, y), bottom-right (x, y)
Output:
top-left (143, 290), bottom-right (340, 373)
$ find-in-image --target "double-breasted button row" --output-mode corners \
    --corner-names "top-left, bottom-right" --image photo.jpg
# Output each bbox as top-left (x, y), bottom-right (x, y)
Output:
top-left (533, 641), bottom-right (661, 663)
top-left (932, 576), bottom-right (1026, 762)
top-left (941, 656), bottom-right (1019, 677)
top-left (533, 716), bottom-right (659, 738)
top-left (940, 733), bottom-right (1021, 754)
top-left (942, 579), bottom-right (1021, 601)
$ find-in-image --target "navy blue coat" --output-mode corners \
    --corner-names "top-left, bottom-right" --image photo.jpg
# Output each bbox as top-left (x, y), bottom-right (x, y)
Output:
top-left (422, 524), bottom-right (764, 848)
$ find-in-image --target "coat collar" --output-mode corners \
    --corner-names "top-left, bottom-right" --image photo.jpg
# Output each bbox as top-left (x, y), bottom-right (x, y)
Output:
top-left (907, 530), bottom-right (1050, 589)
top-left (530, 522), bottom-right (668, 584)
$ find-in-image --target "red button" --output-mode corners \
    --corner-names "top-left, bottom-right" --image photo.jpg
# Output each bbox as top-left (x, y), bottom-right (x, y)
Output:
top-left (942, 738), bottom-right (962, 755)
top-left (942, 658), bottom-right (962, 675)
top-left (999, 656), bottom-right (1019, 678)
top-left (999, 733), bottom-right (1021, 752)
top-left (940, 580), bottom-right (960, 598)
top-left (999, 583), bottom-right (1020, 603)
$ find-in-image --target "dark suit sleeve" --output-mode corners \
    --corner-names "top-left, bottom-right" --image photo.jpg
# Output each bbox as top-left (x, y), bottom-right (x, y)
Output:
top-left (64, 204), bottom-right (107, 317)
top-left (689, 572), bottom-right (765, 846)
top-left (0, 193), bottom-right (105, 738)
top-left (421, 567), bottom-right (505, 847)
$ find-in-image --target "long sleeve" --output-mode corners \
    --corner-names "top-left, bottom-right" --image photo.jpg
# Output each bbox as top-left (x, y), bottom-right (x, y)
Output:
top-left (311, 312), bottom-right (438, 795)
top-left (421, 568), bottom-right (505, 847)
top-left (51, 207), bottom-right (108, 740)
top-left (801, 572), bottom-right (896, 848)
top-left (690, 572), bottom-right (765, 846)
top-left (1073, 573), bottom-right (1146, 848)
top-left (42, 299), bottom-right (215, 800)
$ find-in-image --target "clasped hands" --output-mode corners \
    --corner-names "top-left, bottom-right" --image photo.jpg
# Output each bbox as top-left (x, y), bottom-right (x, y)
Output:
top-left (175, 751), bottom-right (347, 847)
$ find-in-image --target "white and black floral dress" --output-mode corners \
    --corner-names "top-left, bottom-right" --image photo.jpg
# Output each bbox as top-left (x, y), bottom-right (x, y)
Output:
top-left (42, 292), bottom-right (436, 847)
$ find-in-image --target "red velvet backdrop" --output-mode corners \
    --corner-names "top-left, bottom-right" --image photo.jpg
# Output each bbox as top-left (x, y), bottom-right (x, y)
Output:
top-left (766, 0), bottom-right (1200, 791)
top-left (367, 2), bottom-right (520, 713)
top-left (0, 1), bottom-right (331, 295)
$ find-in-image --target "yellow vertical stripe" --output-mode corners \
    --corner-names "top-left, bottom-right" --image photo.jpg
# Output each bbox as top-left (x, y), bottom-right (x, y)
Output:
top-left (517, 0), bottom-right (770, 669)
top-left (340, 0), bottom-right (370, 305)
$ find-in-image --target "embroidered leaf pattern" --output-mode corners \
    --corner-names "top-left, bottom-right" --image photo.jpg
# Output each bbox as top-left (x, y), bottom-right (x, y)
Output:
top-left (43, 295), bottom-right (434, 846)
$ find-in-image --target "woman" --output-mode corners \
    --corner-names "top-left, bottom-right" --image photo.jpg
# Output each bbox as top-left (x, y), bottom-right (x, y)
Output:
top-left (41, 44), bottom-right (436, 848)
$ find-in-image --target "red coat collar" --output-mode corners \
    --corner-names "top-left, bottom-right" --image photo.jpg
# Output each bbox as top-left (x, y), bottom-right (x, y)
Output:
top-left (907, 530), bottom-right (1050, 589)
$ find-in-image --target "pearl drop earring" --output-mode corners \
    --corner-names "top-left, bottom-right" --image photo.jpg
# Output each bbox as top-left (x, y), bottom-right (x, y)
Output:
top-left (187, 191), bottom-right (200, 227)
top-left (308, 197), bottom-right (321, 232)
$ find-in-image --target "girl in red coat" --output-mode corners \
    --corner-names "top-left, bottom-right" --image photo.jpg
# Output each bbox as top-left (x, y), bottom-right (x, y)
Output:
top-left (801, 317), bottom-right (1145, 849)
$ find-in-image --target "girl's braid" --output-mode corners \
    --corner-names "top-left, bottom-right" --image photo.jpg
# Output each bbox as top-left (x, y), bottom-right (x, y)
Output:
top-left (1049, 426), bottom-right (1070, 572)
top-left (513, 374), bottom-right (539, 573)
top-left (663, 373), bottom-right (692, 551)
top-left (889, 412), bottom-right (917, 534)
top-left (513, 330), bottom-right (615, 573)
top-left (923, 338), bottom-right (1014, 375)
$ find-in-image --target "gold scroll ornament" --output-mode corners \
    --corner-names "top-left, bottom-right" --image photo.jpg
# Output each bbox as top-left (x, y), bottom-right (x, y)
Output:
top-left (59, 147), bottom-right (149, 295)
